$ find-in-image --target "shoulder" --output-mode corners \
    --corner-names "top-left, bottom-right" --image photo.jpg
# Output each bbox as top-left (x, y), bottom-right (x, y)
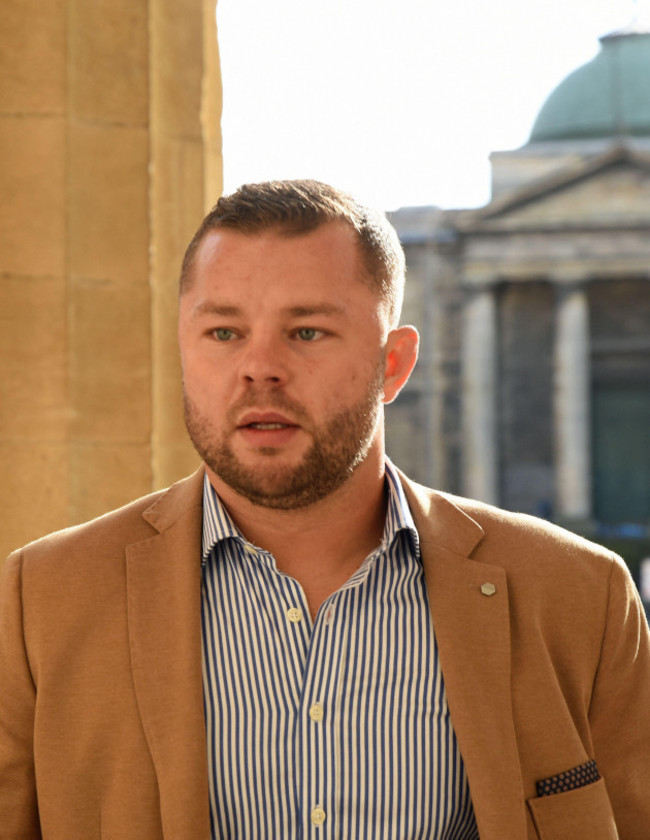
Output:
top-left (17, 490), bottom-right (164, 558)
top-left (399, 470), bottom-right (621, 585)
top-left (5, 469), bottom-right (204, 574)
top-left (446, 490), bottom-right (615, 563)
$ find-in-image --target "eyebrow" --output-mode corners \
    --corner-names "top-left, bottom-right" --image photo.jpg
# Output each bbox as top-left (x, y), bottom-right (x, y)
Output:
top-left (192, 301), bottom-right (346, 319)
top-left (192, 302), bottom-right (242, 318)
top-left (284, 304), bottom-right (345, 318)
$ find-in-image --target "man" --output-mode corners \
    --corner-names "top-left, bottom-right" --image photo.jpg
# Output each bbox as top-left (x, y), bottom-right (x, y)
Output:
top-left (1, 180), bottom-right (649, 840)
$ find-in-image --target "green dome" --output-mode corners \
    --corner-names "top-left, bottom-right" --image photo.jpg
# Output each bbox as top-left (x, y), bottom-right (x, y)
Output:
top-left (529, 32), bottom-right (650, 142)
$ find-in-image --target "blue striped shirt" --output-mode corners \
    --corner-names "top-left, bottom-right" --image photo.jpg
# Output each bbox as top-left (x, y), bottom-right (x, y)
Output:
top-left (201, 461), bottom-right (478, 839)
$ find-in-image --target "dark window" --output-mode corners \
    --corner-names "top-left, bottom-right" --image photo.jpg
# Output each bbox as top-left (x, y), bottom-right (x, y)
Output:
top-left (592, 386), bottom-right (650, 525)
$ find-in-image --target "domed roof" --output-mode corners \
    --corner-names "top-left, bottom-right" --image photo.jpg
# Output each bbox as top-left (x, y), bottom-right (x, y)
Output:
top-left (529, 29), bottom-right (650, 142)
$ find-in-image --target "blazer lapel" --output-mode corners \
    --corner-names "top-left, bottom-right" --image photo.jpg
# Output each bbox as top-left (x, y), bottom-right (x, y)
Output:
top-left (400, 474), bottom-right (528, 840)
top-left (126, 469), bottom-right (211, 840)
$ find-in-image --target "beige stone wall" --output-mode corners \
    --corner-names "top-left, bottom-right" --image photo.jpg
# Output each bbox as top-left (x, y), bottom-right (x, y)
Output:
top-left (0, 0), bottom-right (222, 562)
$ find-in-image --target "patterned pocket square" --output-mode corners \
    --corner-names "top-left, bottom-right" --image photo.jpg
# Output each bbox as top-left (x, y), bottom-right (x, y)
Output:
top-left (536, 759), bottom-right (601, 797)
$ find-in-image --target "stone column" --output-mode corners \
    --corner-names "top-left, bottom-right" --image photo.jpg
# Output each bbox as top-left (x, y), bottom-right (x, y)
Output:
top-left (418, 247), bottom-right (437, 487)
top-left (150, 0), bottom-right (223, 488)
top-left (461, 284), bottom-right (499, 505)
top-left (0, 0), bottom-right (221, 562)
top-left (554, 282), bottom-right (592, 521)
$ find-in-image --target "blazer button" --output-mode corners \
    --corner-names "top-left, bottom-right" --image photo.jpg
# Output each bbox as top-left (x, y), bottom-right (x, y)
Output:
top-left (480, 582), bottom-right (497, 596)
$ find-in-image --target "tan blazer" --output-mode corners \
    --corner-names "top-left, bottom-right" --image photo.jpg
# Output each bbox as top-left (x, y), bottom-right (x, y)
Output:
top-left (1, 468), bottom-right (649, 840)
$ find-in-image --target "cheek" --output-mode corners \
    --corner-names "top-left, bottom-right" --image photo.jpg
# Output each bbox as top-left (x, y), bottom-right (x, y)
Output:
top-left (183, 366), bottom-right (228, 412)
top-left (315, 360), bottom-right (382, 403)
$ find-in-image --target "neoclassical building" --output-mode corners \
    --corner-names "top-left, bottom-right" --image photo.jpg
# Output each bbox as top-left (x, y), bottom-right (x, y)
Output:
top-left (387, 24), bottom-right (650, 562)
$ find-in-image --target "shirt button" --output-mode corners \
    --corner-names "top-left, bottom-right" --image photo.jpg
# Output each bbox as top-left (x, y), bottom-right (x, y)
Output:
top-left (309, 702), bottom-right (324, 722)
top-left (286, 607), bottom-right (303, 623)
top-left (311, 807), bottom-right (326, 826)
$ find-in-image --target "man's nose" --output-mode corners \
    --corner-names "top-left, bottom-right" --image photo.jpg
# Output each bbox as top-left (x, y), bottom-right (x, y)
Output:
top-left (239, 334), bottom-right (290, 385)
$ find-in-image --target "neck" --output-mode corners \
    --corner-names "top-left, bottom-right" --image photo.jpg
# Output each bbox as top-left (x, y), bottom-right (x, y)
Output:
top-left (206, 450), bottom-right (388, 616)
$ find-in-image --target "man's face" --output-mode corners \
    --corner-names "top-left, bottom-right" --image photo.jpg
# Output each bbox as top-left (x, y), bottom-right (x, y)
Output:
top-left (178, 222), bottom-right (392, 509)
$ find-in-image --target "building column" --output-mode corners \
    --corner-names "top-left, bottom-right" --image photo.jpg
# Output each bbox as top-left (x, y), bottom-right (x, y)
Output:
top-left (461, 284), bottom-right (499, 505)
top-left (0, 0), bottom-right (222, 562)
top-left (150, 0), bottom-right (223, 488)
top-left (554, 282), bottom-right (592, 521)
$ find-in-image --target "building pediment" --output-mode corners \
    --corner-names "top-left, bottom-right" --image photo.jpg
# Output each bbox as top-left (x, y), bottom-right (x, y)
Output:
top-left (458, 146), bottom-right (650, 232)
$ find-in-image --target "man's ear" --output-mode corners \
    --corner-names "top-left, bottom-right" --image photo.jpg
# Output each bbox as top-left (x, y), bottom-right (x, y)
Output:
top-left (383, 326), bottom-right (419, 404)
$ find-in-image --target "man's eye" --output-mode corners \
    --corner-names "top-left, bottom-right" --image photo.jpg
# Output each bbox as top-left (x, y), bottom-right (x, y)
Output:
top-left (296, 327), bottom-right (321, 341)
top-left (213, 328), bottom-right (235, 341)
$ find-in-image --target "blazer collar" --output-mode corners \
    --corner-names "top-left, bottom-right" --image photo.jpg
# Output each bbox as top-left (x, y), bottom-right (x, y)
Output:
top-left (140, 467), bottom-right (205, 534)
top-left (399, 471), bottom-right (527, 840)
top-left (127, 467), bottom-right (211, 840)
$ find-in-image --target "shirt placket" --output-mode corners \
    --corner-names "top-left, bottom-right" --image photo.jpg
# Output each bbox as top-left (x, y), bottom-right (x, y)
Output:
top-left (234, 546), bottom-right (349, 840)
top-left (241, 549), bottom-right (313, 837)
top-left (297, 588), bottom-right (358, 840)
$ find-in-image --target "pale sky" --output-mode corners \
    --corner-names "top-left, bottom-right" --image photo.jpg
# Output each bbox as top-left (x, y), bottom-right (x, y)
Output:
top-left (218, 0), bottom-right (642, 211)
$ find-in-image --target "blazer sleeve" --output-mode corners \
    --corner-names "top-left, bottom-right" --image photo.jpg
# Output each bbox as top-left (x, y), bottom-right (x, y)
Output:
top-left (0, 551), bottom-right (42, 840)
top-left (588, 555), bottom-right (650, 840)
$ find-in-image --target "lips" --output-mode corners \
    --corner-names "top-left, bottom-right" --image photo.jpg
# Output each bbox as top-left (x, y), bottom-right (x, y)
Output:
top-left (237, 411), bottom-right (299, 430)
top-left (235, 411), bottom-right (302, 448)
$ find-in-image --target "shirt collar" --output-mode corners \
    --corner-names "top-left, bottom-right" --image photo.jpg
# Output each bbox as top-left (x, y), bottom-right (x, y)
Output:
top-left (201, 458), bottom-right (419, 563)
top-left (201, 472), bottom-right (241, 563)
top-left (381, 458), bottom-right (420, 556)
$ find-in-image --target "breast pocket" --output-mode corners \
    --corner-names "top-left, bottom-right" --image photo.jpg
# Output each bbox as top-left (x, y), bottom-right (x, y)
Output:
top-left (527, 778), bottom-right (619, 840)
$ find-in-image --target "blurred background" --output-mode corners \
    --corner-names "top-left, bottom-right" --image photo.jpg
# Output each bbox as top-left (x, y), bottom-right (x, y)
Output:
top-left (1, 0), bottom-right (648, 603)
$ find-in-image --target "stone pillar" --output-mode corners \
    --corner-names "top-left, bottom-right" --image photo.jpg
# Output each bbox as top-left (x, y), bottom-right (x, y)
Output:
top-left (150, 0), bottom-right (223, 487)
top-left (418, 247), bottom-right (437, 487)
top-left (0, 0), bottom-right (222, 562)
top-left (554, 282), bottom-right (592, 521)
top-left (461, 284), bottom-right (499, 505)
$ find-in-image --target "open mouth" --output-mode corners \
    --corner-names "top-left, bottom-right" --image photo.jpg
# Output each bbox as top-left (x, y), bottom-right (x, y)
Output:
top-left (244, 422), bottom-right (294, 430)
top-left (237, 411), bottom-right (300, 430)
top-left (236, 412), bottom-right (302, 446)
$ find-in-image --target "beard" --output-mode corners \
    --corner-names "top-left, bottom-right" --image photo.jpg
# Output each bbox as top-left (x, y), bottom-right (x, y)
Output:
top-left (183, 365), bottom-right (385, 510)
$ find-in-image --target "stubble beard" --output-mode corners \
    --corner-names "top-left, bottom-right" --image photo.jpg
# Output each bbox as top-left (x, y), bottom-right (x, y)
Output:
top-left (183, 367), bottom-right (385, 510)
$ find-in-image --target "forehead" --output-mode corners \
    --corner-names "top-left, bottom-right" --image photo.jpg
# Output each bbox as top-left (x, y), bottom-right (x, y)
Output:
top-left (189, 222), bottom-right (369, 294)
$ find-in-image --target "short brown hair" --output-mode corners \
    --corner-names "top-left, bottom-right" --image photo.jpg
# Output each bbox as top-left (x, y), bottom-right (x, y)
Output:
top-left (179, 179), bottom-right (406, 325)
